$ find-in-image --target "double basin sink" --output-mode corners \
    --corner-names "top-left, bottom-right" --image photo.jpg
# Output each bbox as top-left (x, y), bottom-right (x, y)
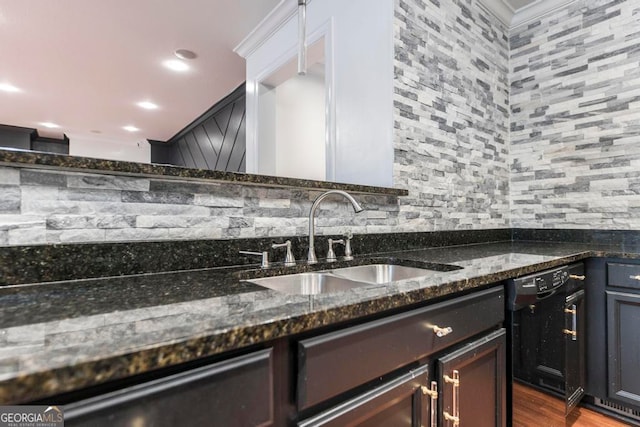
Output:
top-left (245, 261), bottom-right (462, 295)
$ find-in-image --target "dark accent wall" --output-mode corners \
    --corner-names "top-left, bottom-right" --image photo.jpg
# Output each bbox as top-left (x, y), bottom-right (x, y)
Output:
top-left (31, 135), bottom-right (70, 155)
top-left (150, 84), bottom-right (246, 173)
top-left (0, 125), bottom-right (37, 150)
top-left (0, 124), bottom-right (69, 155)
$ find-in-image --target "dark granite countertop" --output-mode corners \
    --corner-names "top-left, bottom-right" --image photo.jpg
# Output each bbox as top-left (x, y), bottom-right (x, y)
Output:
top-left (1, 241), bottom-right (639, 404)
top-left (0, 148), bottom-right (407, 196)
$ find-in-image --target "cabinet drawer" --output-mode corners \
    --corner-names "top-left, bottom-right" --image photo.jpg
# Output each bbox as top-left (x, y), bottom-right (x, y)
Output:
top-left (607, 262), bottom-right (640, 290)
top-left (298, 364), bottom-right (431, 427)
top-left (297, 286), bottom-right (504, 410)
top-left (66, 349), bottom-right (273, 427)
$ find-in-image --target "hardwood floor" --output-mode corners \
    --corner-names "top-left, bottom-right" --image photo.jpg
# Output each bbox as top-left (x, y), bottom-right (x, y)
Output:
top-left (513, 383), bottom-right (633, 427)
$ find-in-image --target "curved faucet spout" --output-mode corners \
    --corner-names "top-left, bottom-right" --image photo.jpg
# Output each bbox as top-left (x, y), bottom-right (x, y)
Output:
top-left (307, 190), bottom-right (363, 264)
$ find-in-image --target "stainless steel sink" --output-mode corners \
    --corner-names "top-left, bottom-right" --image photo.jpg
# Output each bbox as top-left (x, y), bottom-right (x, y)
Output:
top-left (247, 272), bottom-right (369, 295)
top-left (329, 264), bottom-right (436, 284)
top-left (245, 261), bottom-right (461, 294)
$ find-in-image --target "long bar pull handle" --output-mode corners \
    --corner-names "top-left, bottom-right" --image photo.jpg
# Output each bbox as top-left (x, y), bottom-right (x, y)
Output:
top-left (563, 303), bottom-right (578, 341)
top-left (421, 380), bottom-right (438, 427)
top-left (443, 370), bottom-right (460, 426)
top-left (570, 274), bottom-right (585, 281)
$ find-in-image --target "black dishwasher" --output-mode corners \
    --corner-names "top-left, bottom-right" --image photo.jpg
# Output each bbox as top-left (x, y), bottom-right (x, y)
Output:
top-left (506, 263), bottom-right (586, 417)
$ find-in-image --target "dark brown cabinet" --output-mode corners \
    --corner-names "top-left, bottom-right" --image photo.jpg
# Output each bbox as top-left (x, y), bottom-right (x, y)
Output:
top-left (298, 364), bottom-right (433, 427)
top-left (607, 290), bottom-right (640, 408)
top-left (297, 287), bottom-right (504, 411)
top-left (438, 329), bottom-right (506, 427)
top-left (585, 258), bottom-right (640, 422)
top-left (299, 329), bottom-right (506, 427)
top-left (297, 288), bottom-right (506, 427)
top-left (65, 349), bottom-right (274, 427)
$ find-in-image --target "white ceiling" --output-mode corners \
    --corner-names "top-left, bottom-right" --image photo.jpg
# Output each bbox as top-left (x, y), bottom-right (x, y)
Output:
top-left (0, 0), bottom-right (280, 145)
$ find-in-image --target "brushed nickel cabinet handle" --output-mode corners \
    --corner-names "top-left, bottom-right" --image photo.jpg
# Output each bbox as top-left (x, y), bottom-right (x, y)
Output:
top-left (443, 370), bottom-right (460, 426)
top-left (564, 303), bottom-right (578, 341)
top-left (431, 325), bottom-right (454, 337)
top-left (570, 274), bottom-right (585, 281)
top-left (421, 380), bottom-right (438, 427)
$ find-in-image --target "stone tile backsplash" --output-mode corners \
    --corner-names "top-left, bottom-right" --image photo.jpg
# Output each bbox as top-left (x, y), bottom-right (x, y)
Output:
top-left (0, 167), bottom-right (400, 245)
top-left (393, 0), bottom-right (511, 231)
top-left (510, 0), bottom-right (640, 229)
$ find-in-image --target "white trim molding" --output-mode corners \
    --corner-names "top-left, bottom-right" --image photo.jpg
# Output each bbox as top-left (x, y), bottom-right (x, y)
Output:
top-left (510, 0), bottom-right (577, 28)
top-left (234, 0), bottom-right (314, 58)
top-left (478, 0), bottom-right (578, 29)
top-left (477, 0), bottom-right (515, 26)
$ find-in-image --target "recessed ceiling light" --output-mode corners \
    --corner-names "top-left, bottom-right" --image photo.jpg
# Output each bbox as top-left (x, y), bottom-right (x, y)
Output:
top-left (174, 49), bottom-right (197, 60)
top-left (0, 83), bottom-right (21, 93)
top-left (40, 122), bottom-right (60, 129)
top-left (137, 101), bottom-right (158, 110)
top-left (123, 125), bottom-right (140, 132)
top-left (163, 59), bottom-right (189, 72)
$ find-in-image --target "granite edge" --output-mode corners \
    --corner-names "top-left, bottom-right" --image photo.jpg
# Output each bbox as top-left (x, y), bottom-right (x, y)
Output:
top-left (0, 148), bottom-right (408, 196)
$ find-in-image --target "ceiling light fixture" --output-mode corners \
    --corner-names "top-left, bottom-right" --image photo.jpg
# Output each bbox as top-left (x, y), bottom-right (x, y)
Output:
top-left (163, 59), bottom-right (189, 72)
top-left (0, 83), bottom-right (21, 93)
top-left (137, 101), bottom-right (158, 110)
top-left (40, 122), bottom-right (60, 129)
top-left (123, 125), bottom-right (140, 132)
top-left (174, 49), bottom-right (197, 60)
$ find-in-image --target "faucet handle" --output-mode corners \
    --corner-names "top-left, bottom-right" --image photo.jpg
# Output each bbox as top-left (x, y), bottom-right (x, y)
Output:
top-left (343, 233), bottom-right (354, 261)
top-left (326, 238), bottom-right (345, 262)
top-left (272, 240), bottom-right (296, 267)
top-left (239, 250), bottom-right (270, 269)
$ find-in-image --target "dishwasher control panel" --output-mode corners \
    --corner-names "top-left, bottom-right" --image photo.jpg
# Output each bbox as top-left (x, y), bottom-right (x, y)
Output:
top-left (506, 266), bottom-right (570, 310)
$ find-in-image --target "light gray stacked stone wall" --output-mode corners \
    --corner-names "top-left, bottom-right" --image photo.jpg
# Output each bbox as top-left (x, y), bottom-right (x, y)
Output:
top-left (0, 166), bottom-right (399, 246)
top-left (510, 0), bottom-right (640, 229)
top-left (393, 0), bottom-right (511, 230)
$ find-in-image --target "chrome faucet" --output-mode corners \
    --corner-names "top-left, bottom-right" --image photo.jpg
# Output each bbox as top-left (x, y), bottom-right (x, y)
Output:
top-left (307, 190), bottom-right (363, 264)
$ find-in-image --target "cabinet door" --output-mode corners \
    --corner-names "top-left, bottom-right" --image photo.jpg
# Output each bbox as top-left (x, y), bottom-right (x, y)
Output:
top-left (564, 289), bottom-right (586, 415)
top-left (438, 329), bottom-right (506, 427)
top-left (515, 293), bottom-right (566, 390)
top-left (65, 349), bottom-right (274, 427)
top-left (298, 364), bottom-right (435, 427)
top-left (607, 290), bottom-right (640, 408)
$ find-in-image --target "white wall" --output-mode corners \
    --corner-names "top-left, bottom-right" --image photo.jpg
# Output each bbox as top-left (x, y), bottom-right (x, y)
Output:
top-left (240, 0), bottom-right (394, 187)
top-left (257, 89), bottom-right (277, 176)
top-left (274, 68), bottom-right (325, 181)
top-left (69, 134), bottom-right (150, 163)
